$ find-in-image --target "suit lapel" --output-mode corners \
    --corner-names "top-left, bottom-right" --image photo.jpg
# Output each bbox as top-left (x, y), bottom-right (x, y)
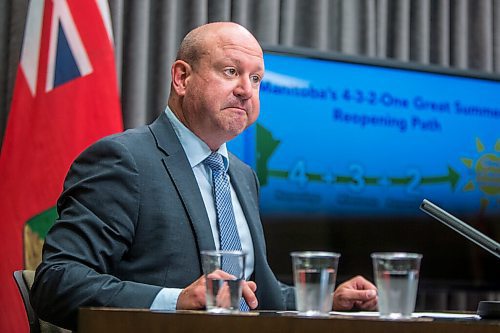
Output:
top-left (149, 113), bottom-right (216, 252)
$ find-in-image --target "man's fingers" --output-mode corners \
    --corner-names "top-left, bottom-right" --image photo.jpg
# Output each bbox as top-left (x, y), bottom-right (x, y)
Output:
top-left (358, 297), bottom-right (378, 310)
top-left (206, 269), bottom-right (235, 280)
top-left (247, 280), bottom-right (257, 292)
top-left (204, 271), bottom-right (258, 309)
top-left (352, 275), bottom-right (377, 290)
top-left (242, 280), bottom-right (258, 309)
top-left (361, 289), bottom-right (377, 300)
top-left (333, 287), bottom-right (378, 311)
top-left (201, 269), bottom-right (259, 310)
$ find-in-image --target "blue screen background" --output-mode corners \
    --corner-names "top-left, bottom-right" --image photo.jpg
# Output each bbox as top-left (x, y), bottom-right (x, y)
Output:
top-left (228, 53), bottom-right (500, 218)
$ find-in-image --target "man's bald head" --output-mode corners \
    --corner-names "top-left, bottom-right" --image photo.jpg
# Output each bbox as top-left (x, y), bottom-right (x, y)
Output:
top-left (175, 22), bottom-right (261, 69)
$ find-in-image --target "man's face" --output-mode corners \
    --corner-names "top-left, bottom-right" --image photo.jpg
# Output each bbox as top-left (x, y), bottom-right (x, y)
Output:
top-left (181, 30), bottom-right (264, 149)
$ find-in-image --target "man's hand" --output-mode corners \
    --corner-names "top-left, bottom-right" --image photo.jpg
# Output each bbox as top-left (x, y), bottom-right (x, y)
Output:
top-left (176, 270), bottom-right (258, 310)
top-left (333, 275), bottom-right (378, 311)
top-left (176, 275), bottom-right (207, 310)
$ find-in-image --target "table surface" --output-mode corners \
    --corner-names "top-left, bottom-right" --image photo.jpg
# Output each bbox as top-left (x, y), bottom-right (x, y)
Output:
top-left (78, 308), bottom-right (500, 333)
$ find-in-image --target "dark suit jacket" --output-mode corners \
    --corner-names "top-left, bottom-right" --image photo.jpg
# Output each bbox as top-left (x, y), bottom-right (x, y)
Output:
top-left (30, 113), bottom-right (292, 330)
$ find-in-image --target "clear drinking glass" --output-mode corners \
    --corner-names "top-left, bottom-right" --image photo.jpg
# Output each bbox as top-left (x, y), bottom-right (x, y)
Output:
top-left (371, 252), bottom-right (422, 319)
top-left (201, 250), bottom-right (246, 313)
top-left (291, 251), bottom-right (341, 316)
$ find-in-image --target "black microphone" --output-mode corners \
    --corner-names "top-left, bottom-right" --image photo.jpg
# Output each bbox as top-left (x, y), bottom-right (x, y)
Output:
top-left (419, 199), bottom-right (500, 319)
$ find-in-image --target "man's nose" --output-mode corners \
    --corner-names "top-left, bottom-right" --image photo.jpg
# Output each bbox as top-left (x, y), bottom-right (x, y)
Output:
top-left (234, 77), bottom-right (253, 100)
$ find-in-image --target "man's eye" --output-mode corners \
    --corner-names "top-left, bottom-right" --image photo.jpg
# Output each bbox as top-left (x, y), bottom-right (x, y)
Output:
top-left (224, 68), bottom-right (237, 76)
top-left (250, 75), bottom-right (261, 86)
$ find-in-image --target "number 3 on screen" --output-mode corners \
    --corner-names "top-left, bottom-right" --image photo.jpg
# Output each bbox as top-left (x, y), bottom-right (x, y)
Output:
top-left (349, 164), bottom-right (365, 191)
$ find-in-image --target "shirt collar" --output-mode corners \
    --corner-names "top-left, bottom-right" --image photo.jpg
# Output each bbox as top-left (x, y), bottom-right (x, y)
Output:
top-left (164, 106), bottom-right (229, 170)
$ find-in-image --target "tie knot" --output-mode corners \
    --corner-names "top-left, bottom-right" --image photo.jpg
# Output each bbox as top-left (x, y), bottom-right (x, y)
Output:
top-left (204, 152), bottom-right (225, 173)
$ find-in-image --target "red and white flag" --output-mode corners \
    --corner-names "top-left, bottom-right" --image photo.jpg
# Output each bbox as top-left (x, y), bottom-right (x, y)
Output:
top-left (0, 1), bottom-right (122, 331)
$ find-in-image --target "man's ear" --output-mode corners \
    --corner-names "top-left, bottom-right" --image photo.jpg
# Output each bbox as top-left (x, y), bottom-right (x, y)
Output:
top-left (171, 60), bottom-right (191, 96)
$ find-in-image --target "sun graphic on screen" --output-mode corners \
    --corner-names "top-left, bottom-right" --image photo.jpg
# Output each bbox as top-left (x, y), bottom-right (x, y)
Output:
top-left (460, 138), bottom-right (500, 211)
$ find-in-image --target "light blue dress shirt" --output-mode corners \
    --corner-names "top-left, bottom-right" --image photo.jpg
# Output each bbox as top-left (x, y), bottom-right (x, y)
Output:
top-left (150, 107), bottom-right (255, 310)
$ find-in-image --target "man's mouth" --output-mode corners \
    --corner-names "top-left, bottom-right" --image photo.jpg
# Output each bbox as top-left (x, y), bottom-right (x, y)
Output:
top-left (224, 105), bottom-right (247, 113)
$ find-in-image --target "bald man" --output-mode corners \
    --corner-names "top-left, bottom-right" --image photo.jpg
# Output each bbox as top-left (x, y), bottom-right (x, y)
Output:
top-left (31, 22), bottom-right (377, 330)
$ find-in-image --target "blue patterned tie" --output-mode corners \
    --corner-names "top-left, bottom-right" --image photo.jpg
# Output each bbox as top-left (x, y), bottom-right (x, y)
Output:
top-left (204, 152), bottom-right (249, 311)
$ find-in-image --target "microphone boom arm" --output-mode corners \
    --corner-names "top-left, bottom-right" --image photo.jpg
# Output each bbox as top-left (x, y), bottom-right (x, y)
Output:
top-left (420, 199), bottom-right (500, 259)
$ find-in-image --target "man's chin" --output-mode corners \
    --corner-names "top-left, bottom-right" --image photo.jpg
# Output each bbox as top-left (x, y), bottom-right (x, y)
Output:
top-left (224, 124), bottom-right (247, 140)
